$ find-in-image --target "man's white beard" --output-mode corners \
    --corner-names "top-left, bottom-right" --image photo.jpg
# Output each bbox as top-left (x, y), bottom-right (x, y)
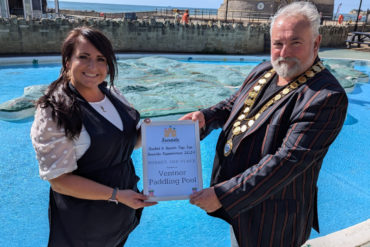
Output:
top-left (271, 57), bottom-right (301, 79)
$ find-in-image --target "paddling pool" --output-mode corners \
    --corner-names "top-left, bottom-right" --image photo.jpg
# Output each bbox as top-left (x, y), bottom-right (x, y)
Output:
top-left (0, 55), bottom-right (369, 246)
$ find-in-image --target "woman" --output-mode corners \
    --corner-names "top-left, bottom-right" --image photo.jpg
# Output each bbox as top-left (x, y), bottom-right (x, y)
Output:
top-left (30, 27), bottom-right (156, 247)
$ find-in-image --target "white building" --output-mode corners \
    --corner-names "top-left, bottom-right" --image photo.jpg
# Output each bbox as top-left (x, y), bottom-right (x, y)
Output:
top-left (0, 0), bottom-right (58, 19)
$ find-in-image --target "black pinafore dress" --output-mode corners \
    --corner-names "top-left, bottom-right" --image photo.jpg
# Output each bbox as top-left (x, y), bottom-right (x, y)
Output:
top-left (48, 83), bottom-right (141, 247)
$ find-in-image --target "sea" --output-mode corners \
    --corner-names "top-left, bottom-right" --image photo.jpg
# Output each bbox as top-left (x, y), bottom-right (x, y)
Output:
top-left (46, 1), bottom-right (217, 13)
top-left (46, 1), bottom-right (361, 21)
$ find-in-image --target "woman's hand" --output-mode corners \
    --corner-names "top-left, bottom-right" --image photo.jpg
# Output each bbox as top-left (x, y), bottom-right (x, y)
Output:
top-left (117, 190), bottom-right (157, 209)
top-left (179, 111), bottom-right (205, 129)
top-left (49, 174), bottom-right (157, 209)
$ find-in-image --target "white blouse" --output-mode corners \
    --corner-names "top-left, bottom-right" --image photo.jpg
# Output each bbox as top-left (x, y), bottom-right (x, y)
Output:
top-left (89, 95), bottom-right (123, 131)
top-left (30, 87), bottom-right (134, 181)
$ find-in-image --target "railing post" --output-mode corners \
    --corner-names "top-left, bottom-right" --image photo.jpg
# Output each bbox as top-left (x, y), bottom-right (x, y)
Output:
top-left (225, 0), bottom-right (229, 22)
top-left (354, 0), bottom-right (362, 32)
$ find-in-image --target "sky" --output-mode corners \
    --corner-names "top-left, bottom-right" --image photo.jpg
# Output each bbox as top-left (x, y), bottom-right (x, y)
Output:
top-left (58, 0), bottom-right (224, 9)
top-left (57, 0), bottom-right (370, 13)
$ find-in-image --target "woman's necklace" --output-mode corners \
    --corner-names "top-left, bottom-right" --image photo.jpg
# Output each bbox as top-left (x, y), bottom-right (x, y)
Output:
top-left (100, 106), bottom-right (107, 112)
top-left (223, 61), bottom-right (325, 157)
top-left (89, 95), bottom-right (108, 113)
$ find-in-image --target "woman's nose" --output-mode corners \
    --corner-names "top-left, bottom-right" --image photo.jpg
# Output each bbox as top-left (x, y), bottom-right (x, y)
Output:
top-left (87, 59), bottom-right (96, 69)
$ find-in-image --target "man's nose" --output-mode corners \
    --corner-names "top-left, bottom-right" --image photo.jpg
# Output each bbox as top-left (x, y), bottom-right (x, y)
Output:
top-left (280, 45), bottom-right (290, 58)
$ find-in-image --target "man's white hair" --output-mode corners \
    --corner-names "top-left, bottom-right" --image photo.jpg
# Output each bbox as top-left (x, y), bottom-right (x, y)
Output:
top-left (270, 1), bottom-right (321, 37)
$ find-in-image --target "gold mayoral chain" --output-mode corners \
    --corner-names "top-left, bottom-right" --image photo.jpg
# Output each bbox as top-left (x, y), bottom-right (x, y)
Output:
top-left (223, 61), bottom-right (325, 157)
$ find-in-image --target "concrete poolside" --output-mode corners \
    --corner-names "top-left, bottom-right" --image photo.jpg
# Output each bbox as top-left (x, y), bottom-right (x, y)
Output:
top-left (319, 48), bottom-right (370, 60)
top-left (1, 47), bottom-right (368, 65)
top-left (303, 219), bottom-right (370, 247)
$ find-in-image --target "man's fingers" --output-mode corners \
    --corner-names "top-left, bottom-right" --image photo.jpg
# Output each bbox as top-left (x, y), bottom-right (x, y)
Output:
top-left (179, 111), bottom-right (205, 129)
top-left (190, 190), bottom-right (205, 205)
top-left (179, 112), bottom-right (193, 120)
top-left (189, 190), bottom-right (203, 200)
top-left (189, 190), bottom-right (202, 199)
top-left (191, 112), bottom-right (202, 122)
top-left (190, 197), bottom-right (200, 205)
top-left (192, 112), bottom-right (205, 128)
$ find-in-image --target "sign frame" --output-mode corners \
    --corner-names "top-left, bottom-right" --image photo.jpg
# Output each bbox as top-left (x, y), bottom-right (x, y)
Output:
top-left (141, 120), bottom-right (203, 201)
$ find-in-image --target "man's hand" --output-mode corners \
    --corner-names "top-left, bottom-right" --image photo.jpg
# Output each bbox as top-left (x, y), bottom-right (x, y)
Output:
top-left (179, 111), bottom-right (205, 129)
top-left (189, 187), bottom-right (222, 213)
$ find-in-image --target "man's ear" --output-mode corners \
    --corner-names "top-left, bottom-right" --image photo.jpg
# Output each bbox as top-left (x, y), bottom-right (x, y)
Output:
top-left (314, 34), bottom-right (322, 52)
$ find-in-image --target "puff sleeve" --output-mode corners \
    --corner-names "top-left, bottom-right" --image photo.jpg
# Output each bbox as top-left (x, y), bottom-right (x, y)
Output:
top-left (30, 107), bottom-right (78, 180)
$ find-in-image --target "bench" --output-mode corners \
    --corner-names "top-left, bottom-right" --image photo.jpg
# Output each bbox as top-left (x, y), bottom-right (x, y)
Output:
top-left (346, 40), bottom-right (370, 48)
top-left (346, 32), bottom-right (370, 48)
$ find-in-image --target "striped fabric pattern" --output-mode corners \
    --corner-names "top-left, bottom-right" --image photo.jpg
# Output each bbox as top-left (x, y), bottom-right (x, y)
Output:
top-left (201, 60), bottom-right (348, 247)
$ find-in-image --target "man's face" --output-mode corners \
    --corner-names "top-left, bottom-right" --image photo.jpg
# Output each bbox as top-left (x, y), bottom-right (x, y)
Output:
top-left (271, 15), bottom-right (321, 80)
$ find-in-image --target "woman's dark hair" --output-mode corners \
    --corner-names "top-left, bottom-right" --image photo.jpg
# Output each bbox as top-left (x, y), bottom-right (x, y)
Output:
top-left (37, 27), bottom-right (117, 139)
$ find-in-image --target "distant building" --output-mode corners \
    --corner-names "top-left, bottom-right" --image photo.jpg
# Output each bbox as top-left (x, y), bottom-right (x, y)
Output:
top-left (0, 0), bottom-right (49, 19)
top-left (218, 0), bottom-right (334, 21)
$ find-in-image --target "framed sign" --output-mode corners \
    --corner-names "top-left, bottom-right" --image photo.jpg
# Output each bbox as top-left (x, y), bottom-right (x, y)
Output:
top-left (141, 120), bottom-right (203, 201)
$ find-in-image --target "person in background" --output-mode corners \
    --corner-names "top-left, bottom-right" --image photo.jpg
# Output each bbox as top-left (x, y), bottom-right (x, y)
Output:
top-left (174, 9), bottom-right (181, 24)
top-left (181, 2), bottom-right (348, 246)
top-left (30, 27), bottom-right (156, 247)
top-left (182, 9), bottom-right (189, 24)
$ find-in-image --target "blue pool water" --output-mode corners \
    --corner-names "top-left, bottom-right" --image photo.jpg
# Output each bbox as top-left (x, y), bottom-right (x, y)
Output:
top-left (180, 59), bottom-right (262, 66)
top-left (0, 58), bottom-right (369, 246)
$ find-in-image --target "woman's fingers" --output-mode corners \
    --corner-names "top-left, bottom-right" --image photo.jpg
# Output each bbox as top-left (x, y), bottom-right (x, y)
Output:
top-left (140, 201), bottom-right (158, 207)
top-left (118, 190), bottom-right (158, 209)
top-left (132, 195), bottom-right (157, 209)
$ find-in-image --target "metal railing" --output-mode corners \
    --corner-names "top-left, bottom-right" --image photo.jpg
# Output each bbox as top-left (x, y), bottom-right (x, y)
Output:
top-left (42, 7), bottom-right (370, 30)
top-left (149, 8), bottom-right (272, 23)
top-left (10, 8), bottom-right (24, 16)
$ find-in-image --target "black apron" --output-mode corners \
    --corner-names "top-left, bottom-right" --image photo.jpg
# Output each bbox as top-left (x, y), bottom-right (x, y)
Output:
top-left (48, 83), bottom-right (141, 247)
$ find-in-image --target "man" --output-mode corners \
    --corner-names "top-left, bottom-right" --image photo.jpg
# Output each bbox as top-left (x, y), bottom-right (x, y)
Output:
top-left (180, 2), bottom-right (348, 246)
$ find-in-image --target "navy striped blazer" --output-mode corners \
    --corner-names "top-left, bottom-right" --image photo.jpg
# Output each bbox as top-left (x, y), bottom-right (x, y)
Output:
top-left (201, 60), bottom-right (348, 247)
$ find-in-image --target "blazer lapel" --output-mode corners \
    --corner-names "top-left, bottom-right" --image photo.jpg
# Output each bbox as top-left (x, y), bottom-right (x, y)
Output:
top-left (223, 79), bottom-right (263, 131)
top-left (226, 58), bottom-right (325, 154)
top-left (231, 78), bottom-right (307, 153)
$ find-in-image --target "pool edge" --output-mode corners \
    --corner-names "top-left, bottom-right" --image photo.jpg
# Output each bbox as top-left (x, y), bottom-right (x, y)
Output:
top-left (1, 51), bottom-right (369, 66)
top-left (303, 219), bottom-right (370, 247)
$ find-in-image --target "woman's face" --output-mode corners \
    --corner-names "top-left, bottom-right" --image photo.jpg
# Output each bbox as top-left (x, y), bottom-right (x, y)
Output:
top-left (66, 37), bottom-right (108, 93)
